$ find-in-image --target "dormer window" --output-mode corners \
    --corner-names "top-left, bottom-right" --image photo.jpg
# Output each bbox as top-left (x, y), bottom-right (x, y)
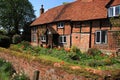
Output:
top-left (108, 5), bottom-right (120, 17)
top-left (57, 22), bottom-right (64, 28)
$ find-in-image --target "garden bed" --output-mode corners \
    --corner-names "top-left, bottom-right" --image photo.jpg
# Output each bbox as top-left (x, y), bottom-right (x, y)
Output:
top-left (0, 41), bottom-right (120, 79)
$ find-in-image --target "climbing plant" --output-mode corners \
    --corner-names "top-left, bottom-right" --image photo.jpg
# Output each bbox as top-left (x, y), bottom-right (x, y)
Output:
top-left (110, 15), bottom-right (120, 46)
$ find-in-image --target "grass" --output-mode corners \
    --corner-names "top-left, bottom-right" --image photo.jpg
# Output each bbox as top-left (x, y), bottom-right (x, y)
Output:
top-left (8, 42), bottom-right (120, 69)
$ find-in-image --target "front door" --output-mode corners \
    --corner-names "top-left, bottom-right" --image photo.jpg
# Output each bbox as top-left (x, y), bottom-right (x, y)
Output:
top-left (53, 34), bottom-right (59, 47)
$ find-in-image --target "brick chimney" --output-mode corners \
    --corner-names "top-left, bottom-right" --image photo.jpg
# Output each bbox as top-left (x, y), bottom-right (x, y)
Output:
top-left (40, 5), bottom-right (44, 15)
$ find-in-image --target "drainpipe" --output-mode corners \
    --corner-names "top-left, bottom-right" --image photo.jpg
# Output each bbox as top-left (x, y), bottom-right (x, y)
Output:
top-left (70, 22), bottom-right (73, 48)
top-left (89, 21), bottom-right (92, 48)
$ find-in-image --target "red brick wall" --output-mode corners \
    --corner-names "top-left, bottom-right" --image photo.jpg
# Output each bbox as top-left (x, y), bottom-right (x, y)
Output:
top-left (64, 22), bottom-right (71, 35)
top-left (71, 33), bottom-right (90, 52)
top-left (92, 20), bottom-right (120, 52)
top-left (31, 20), bottom-right (120, 52)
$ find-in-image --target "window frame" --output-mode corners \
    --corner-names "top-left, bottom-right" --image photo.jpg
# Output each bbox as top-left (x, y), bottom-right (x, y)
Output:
top-left (40, 35), bottom-right (46, 42)
top-left (95, 30), bottom-right (107, 44)
top-left (59, 35), bottom-right (67, 44)
top-left (108, 5), bottom-right (120, 17)
top-left (57, 22), bottom-right (64, 28)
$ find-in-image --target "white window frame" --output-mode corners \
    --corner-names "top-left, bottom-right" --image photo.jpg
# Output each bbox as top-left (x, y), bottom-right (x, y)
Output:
top-left (95, 30), bottom-right (107, 44)
top-left (108, 5), bottom-right (120, 17)
top-left (40, 35), bottom-right (46, 42)
top-left (59, 35), bottom-right (66, 43)
top-left (57, 22), bottom-right (64, 28)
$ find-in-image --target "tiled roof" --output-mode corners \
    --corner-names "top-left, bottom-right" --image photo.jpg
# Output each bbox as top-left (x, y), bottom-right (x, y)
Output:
top-left (31, 0), bottom-right (118, 26)
top-left (110, 0), bottom-right (120, 6)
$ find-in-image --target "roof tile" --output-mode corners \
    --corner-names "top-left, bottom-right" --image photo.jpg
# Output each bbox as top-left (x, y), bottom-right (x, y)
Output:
top-left (31, 0), bottom-right (119, 26)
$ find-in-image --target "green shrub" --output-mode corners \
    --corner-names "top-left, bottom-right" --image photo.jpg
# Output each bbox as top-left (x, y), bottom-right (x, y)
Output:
top-left (0, 58), bottom-right (29, 80)
top-left (20, 41), bottom-right (31, 50)
top-left (0, 35), bottom-right (10, 48)
top-left (0, 58), bottom-right (15, 79)
top-left (12, 71), bottom-right (29, 80)
top-left (0, 30), bottom-right (7, 35)
top-left (87, 60), bottom-right (104, 67)
top-left (71, 46), bottom-right (80, 53)
top-left (68, 52), bottom-right (80, 60)
top-left (87, 48), bottom-right (102, 56)
top-left (12, 34), bottom-right (21, 44)
top-left (87, 58), bottom-right (116, 67)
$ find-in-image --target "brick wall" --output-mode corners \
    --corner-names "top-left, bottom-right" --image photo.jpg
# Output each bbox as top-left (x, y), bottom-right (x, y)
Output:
top-left (92, 20), bottom-right (120, 52)
top-left (31, 20), bottom-right (120, 52)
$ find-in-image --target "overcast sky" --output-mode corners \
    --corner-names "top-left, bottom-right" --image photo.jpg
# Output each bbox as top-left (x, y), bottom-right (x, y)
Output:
top-left (29, 0), bottom-right (74, 17)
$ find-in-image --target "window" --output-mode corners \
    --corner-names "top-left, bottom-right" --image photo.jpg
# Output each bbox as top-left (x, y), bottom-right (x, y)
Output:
top-left (32, 27), bottom-right (37, 33)
top-left (95, 30), bottom-right (107, 44)
top-left (57, 22), bottom-right (64, 28)
top-left (59, 36), bottom-right (66, 43)
top-left (32, 35), bottom-right (36, 42)
top-left (40, 35), bottom-right (46, 42)
top-left (108, 5), bottom-right (120, 17)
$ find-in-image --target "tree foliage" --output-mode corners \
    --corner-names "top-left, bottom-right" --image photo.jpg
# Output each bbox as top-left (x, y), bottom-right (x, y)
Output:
top-left (0, 0), bottom-right (36, 34)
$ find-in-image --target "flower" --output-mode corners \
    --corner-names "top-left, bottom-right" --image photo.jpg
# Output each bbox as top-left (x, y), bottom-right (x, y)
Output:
top-left (60, 61), bottom-right (64, 65)
top-left (21, 45), bottom-right (25, 49)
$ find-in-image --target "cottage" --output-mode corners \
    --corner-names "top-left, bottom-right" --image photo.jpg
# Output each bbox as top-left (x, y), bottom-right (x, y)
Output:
top-left (30, 0), bottom-right (120, 52)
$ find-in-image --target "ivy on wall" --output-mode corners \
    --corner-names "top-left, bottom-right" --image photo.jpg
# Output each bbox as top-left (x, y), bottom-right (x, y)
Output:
top-left (110, 15), bottom-right (120, 27)
top-left (110, 15), bottom-right (120, 46)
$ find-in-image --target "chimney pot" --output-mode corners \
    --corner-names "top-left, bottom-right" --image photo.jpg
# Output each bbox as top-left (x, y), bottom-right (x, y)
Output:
top-left (40, 5), bottom-right (44, 15)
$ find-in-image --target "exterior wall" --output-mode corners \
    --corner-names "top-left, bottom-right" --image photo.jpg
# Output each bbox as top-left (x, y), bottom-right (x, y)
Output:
top-left (64, 22), bottom-right (71, 35)
top-left (72, 33), bottom-right (90, 52)
top-left (31, 27), bottom-right (38, 46)
top-left (92, 20), bottom-right (120, 52)
top-left (81, 22), bottom-right (90, 33)
top-left (53, 22), bottom-right (71, 48)
top-left (59, 35), bottom-right (71, 48)
top-left (31, 19), bottom-right (120, 52)
top-left (57, 22), bottom-right (71, 35)
top-left (79, 33), bottom-right (90, 52)
top-left (52, 24), bottom-right (57, 31)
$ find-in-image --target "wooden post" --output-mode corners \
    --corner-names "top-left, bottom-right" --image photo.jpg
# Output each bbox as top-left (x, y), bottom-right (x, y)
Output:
top-left (33, 70), bottom-right (40, 80)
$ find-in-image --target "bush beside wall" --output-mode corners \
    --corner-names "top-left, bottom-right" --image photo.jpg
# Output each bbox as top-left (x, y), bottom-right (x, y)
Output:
top-left (0, 35), bottom-right (10, 48)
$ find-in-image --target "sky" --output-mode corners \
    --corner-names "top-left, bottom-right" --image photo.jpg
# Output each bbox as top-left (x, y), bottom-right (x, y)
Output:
top-left (29, 0), bottom-right (74, 17)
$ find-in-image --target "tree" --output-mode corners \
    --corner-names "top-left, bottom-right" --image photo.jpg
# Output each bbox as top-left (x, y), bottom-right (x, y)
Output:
top-left (63, 2), bottom-right (69, 5)
top-left (0, 0), bottom-right (36, 34)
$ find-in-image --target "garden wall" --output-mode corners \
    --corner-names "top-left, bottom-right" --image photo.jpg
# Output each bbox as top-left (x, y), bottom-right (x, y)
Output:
top-left (0, 52), bottom-right (93, 80)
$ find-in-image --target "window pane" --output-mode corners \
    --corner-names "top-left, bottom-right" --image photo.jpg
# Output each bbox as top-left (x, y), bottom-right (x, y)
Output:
top-left (101, 31), bottom-right (106, 43)
top-left (33, 35), bottom-right (36, 42)
top-left (61, 23), bottom-right (64, 27)
top-left (115, 6), bottom-right (120, 15)
top-left (96, 32), bottom-right (100, 42)
top-left (64, 36), bottom-right (66, 43)
top-left (60, 37), bottom-right (62, 43)
top-left (108, 7), bottom-right (113, 17)
top-left (44, 36), bottom-right (46, 40)
top-left (58, 22), bottom-right (64, 28)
